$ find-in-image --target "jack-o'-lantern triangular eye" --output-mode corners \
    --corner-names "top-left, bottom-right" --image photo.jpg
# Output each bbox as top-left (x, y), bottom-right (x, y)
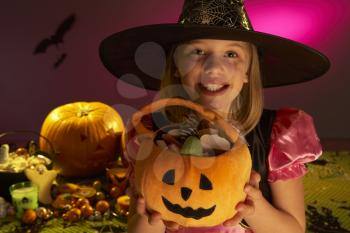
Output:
top-left (162, 169), bottom-right (175, 185)
top-left (200, 174), bottom-right (212, 190)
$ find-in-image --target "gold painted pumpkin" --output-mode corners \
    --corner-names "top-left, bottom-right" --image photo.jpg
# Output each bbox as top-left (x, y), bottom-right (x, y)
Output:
top-left (132, 98), bottom-right (252, 227)
top-left (40, 102), bottom-right (124, 177)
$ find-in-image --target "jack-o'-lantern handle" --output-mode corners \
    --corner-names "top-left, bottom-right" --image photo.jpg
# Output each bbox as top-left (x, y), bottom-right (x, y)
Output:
top-left (131, 98), bottom-right (239, 143)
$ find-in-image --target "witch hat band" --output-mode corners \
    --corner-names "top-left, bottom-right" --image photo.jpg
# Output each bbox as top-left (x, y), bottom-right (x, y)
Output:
top-left (99, 0), bottom-right (330, 90)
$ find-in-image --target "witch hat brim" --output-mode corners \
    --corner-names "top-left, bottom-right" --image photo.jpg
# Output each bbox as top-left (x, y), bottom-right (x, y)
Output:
top-left (99, 23), bottom-right (330, 90)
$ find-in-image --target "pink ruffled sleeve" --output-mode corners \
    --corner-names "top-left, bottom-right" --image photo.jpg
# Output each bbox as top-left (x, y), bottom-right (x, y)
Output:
top-left (268, 108), bottom-right (322, 182)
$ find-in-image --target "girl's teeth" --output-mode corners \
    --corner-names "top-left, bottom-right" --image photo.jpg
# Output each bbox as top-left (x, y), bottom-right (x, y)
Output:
top-left (202, 84), bottom-right (224, 91)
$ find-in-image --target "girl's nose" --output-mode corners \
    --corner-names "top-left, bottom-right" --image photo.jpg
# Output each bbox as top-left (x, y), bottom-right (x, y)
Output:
top-left (203, 54), bottom-right (224, 75)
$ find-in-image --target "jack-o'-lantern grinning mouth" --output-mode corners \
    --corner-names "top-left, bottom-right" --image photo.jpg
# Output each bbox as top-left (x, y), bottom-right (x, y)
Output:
top-left (162, 196), bottom-right (216, 219)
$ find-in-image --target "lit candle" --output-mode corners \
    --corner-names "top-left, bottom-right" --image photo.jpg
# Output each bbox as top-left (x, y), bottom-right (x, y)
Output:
top-left (0, 144), bottom-right (9, 163)
top-left (9, 182), bottom-right (38, 218)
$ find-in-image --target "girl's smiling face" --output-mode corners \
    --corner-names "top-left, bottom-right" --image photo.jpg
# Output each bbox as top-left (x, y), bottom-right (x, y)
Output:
top-left (173, 39), bottom-right (251, 118)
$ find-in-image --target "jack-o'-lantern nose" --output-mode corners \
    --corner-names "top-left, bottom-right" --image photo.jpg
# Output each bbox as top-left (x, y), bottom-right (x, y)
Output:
top-left (181, 187), bottom-right (192, 201)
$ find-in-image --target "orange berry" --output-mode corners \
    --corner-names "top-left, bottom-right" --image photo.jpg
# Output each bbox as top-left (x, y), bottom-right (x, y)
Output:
top-left (76, 197), bottom-right (90, 208)
top-left (80, 204), bottom-right (94, 218)
top-left (92, 180), bottom-right (102, 191)
top-left (16, 147), bottom-right (28, 156)
top-left (21, 209), bottom-right (37, 224)
top-left (96, 200), bottom-right (110, 214)
top-left (95, 191), bottom-right (105, 201)
top-left (67, 208), bottom-right (81, 222)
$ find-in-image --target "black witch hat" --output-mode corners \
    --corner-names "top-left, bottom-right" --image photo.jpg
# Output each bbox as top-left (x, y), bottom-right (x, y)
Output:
top-left (99, 0), bottom-right (330, 90)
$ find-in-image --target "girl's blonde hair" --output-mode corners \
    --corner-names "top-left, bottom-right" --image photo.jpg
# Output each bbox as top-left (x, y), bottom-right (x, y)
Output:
top-left (158, 42), bottom-right (263, 135)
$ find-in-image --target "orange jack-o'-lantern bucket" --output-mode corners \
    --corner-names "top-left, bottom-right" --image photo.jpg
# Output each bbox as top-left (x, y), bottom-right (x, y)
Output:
top-left (131, 98), bottom-right (252, 227)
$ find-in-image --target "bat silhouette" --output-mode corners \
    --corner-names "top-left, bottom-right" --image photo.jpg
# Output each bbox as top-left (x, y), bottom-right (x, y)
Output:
top-left (33, 14), bottom-right (76, 54)
top-left (53, 53), bottom-right (67, 69)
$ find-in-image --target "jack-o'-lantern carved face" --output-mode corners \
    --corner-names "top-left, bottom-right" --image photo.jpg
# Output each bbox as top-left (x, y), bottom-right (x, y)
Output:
top-left (40, 102), bottom-right (124, 177)
top-left (132, 98), bottom-right (252, 227)
top-left (161, 169), bottom-right (215, 219)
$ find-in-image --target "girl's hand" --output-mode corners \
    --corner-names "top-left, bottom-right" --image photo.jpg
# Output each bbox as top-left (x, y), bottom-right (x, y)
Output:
top-left (136, 196), bottom-right (183, 231)
top-left (135, 196), bottom-right (162, 225)
top-left (223, 170), bottom-right (262, 227)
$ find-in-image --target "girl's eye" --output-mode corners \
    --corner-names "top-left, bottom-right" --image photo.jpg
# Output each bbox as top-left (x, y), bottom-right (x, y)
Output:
top-left (191, 49), bottom-right (205, 56)
top-left (226, 51), bottom-right (238, 58)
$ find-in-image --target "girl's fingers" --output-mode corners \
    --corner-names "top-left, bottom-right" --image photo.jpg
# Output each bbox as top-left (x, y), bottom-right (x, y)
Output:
top-left (244, 184), bottom-right (263, 200)
top-left (148, 211), bottom-right (162, 225)
top-left (223, 173), bottom-right (261, 227)
top-left (224, 198), bottom-right (256, 227)
top-left (236, 200), bottom-right (255, 217)
top-left (164, 221), bottom-right (182, 231)
top-left (223, 212), bottom-right (242, 227)
top-left (249, 170), bottom-right (261, 188)
top-left (136, 196), bottom-right (163, 226)
top-left (136, 196), bottom-right (146, 215)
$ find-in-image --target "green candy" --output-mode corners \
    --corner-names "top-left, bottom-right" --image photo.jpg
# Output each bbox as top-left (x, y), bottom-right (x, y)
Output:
top-left (180, 136), bottom-right (203, 156)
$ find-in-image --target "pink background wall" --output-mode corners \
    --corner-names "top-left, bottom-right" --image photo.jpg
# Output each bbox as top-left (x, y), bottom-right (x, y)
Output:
top-left (0, 0), bottom-right (349, 141)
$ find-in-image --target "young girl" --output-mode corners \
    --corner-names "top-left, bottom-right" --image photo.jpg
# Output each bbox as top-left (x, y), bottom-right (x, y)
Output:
top-left (99, 0), bottom-right (330, 232)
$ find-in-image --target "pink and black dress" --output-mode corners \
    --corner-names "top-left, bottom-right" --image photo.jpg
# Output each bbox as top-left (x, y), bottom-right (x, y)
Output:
top-left (124, 108), bottom-right (322, 233)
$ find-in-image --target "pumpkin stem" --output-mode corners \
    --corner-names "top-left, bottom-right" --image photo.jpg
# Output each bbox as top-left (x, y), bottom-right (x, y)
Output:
top-left (77, 110), bottom-right (89, 117)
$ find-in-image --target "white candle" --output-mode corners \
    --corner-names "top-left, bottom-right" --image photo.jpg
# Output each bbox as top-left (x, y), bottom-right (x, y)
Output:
top-left (0, 144), bottom-right (9, 163)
